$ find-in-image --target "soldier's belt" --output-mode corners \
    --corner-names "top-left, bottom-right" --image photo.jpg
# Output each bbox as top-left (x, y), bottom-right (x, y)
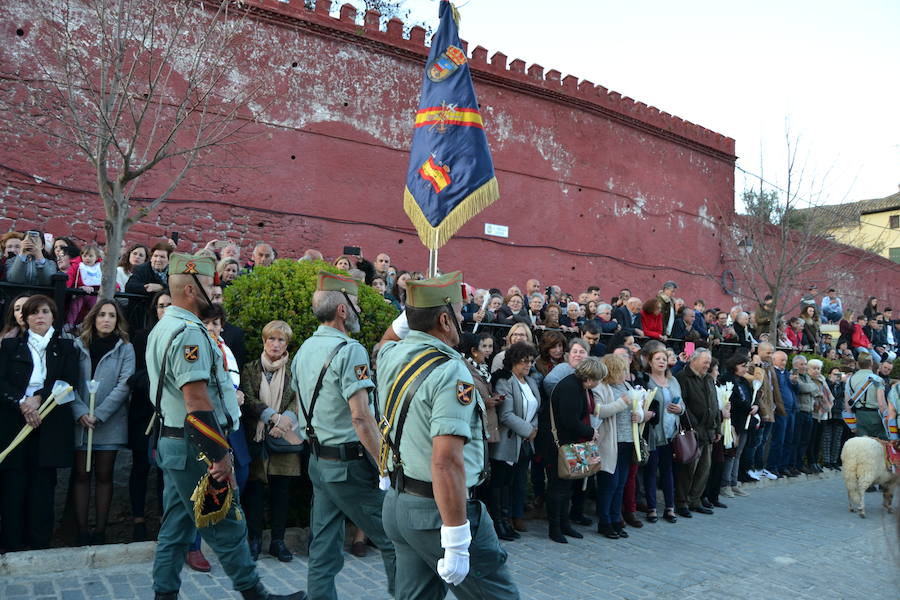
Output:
top-left (389, 470), bottom-right (475, 499)
top-left (316, 441), bottom-right (366, 461)
top-left (162, 425), bottom-right (232, 439)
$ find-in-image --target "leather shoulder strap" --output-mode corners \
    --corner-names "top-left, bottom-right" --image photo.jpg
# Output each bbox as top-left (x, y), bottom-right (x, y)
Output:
top-left (299, 340), bottom-right (348, 445)
top-left (153, 325), bottom-right (187, 430)
top-left (378, 349), bottom-right (449, 474)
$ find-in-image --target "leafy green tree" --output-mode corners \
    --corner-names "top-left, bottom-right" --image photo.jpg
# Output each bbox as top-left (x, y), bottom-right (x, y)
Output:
top-left (224, 259), bottom-right (398, 358)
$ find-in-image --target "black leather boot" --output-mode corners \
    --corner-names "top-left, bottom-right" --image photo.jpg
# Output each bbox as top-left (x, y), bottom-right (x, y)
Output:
top-left (545, 490), bottom-right (567, 544)
top-left (558, 490), bottom-right (583, 539)
top-left (154, 593), bottom-right (178, 600)
top-left (239, 581), bottom-right (308, 600)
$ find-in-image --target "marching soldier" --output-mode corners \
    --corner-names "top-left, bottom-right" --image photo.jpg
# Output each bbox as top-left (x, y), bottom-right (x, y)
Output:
top-left (292, 271), bottom-right (396, 600)
top-left (376, 271), bottom-right (519, 600)
top-left (149, 253), bottom-right (306, 600)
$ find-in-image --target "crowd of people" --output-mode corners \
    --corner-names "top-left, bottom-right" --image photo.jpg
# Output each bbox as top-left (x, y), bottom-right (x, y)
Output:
top-left (1, 231), bottom-right (898, 571)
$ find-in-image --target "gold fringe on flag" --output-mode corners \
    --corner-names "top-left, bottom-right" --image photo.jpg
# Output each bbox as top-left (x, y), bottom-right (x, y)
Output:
top-left (190, 453), bottom-right (240, 528)
top-left (404, 177), bottom-right (499, 250)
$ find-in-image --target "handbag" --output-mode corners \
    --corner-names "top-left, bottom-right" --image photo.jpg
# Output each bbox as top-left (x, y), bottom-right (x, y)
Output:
top-left (672, 410), bottom-right (700, 464)
top-left (637, 436), bottom-right (650, 466)
top-left (549, 393), bottom-right (602, 479)
top-left (264, 424), bottom-right (304, 454)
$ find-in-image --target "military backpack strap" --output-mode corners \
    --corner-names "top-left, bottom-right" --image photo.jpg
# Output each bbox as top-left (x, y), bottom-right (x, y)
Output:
top-left (378, 349), bottom-right (450, 475)
top-left (847, 377), bottom-right (874, 410)
top-left (150, 325), bottom-right (187, 449)
top-left (298, 340), bottom-right (348, 452)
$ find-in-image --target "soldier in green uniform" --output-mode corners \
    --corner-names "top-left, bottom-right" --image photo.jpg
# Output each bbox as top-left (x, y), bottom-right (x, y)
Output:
top-left (292, 271), bottom-right (396, 600)
top-left (377, 271), bottom-right (519, 600)
top-left (149, 253), bottom-right (306, 600)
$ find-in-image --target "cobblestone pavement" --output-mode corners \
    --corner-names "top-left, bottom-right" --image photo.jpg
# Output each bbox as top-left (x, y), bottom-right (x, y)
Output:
top-left (2, 474), bottom-right (897, 599)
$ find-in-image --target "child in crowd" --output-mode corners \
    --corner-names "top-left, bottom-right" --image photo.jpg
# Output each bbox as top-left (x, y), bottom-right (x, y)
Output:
top-left (66, 243), bottom-right (103, 328)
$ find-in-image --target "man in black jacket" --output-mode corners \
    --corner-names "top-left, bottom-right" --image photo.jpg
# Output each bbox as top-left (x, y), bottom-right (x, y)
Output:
top-left (210, 285), bottom-right (247, 371)
top-left (674, 349), bottom-right (721, 517)
top-left (613, 297), bottom-right (643, 337)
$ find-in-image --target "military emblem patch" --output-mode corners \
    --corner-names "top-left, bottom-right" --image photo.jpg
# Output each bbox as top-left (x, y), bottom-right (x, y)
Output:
top-left (428, 45), bottom-right (467, 83)
top-left (355, 365), bottom-right (369, 380)
top-left (184, 345), bottom-right (199, 362)
top-left (184, 260), bottom-right (198, 274)
top-left (456, 380), bottom-right (474, 405)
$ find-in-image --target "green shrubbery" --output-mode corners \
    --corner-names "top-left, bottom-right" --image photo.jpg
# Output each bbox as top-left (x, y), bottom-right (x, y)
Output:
top-left (223, 259), bottom-right (398, 358)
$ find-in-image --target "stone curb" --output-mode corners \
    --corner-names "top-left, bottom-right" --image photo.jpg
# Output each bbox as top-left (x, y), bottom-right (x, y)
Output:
top-left (1, 470), bottom-right (840, 576)
top-left (0, 528), bottom-right (311, 577)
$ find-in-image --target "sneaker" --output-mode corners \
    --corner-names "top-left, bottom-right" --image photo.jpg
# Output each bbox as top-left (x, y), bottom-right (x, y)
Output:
top-left (732, 485), bottom-right (750, 497)
top-left (747, 469), bottom-right (762, 481)
top-left (721, 486), bottom-right (735, 498)
top-left (760, 469), bottom-right (778, 480)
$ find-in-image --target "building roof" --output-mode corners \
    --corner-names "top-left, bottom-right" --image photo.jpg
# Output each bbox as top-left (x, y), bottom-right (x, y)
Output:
top-left (799, 190), bottom-right (900, 227)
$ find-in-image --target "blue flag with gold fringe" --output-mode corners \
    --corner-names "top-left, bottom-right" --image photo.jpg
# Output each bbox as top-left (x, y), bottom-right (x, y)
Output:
top-left (403, 0), bottom-right (499, 250)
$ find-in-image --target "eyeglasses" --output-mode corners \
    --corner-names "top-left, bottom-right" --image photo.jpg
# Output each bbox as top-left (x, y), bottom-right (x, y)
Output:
top-left (157, 303), bottom-right (172, 309)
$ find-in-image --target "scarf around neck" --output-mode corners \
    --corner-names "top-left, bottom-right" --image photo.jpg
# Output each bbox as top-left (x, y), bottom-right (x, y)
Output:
top-left (26, 326), bottom-right (55, 395)
top-left (255, 351), bottom-right (289, 442)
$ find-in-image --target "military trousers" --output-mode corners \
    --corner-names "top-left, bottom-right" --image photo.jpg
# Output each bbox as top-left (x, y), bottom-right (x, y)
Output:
top-left (307, 454), bottom-right (396, 600)
top-left (381, 487), bottom-right (519, 600)
top-left (152, 437), bottom-right (258, 594)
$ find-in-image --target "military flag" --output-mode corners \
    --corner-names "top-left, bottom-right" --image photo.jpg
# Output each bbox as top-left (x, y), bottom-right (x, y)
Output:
top-left (403, 0), bottom-right (499, 250)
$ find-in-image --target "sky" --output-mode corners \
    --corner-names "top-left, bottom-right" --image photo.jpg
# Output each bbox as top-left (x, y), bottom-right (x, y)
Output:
top-left (376, 0), bottom-right (900, 208)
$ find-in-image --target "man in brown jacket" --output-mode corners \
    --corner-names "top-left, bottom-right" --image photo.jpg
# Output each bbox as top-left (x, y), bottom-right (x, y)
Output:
top-left (744, 342), bottom-right (785, 481)
top-left (674, 349), bottom-right (722, 516)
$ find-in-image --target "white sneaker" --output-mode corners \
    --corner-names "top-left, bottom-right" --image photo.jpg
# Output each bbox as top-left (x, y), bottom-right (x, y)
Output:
top-left (747, 469), bottom-right (762, 481)
top-left (760, 469), bottom-right (778, 480)
top-left (732, 485), bottom-right (750, 497)
top-left (721, 486), bottom-right (735, 498)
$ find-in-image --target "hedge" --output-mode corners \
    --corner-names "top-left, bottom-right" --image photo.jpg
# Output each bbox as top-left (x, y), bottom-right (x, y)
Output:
top-left (223, 259), bottom-right (398, 358)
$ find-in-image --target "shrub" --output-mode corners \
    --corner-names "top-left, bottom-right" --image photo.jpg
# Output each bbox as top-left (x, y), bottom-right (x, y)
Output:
top-left (224, 259), bottom-right (398, 358)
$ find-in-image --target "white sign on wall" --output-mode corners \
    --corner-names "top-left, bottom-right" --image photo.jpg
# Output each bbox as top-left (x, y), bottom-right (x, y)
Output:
top-left (484, 223), bottom-right (509, 238)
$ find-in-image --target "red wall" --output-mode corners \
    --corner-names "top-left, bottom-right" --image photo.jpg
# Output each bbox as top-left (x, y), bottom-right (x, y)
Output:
top-left (1, 0), bottom-right (898, 311)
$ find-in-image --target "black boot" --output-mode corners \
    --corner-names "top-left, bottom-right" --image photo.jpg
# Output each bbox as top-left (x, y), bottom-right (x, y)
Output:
top-left (155, 593), bottom-right (178, 600)
top-left (546, 490), bottom-right (567, 544)
top-left (494, 518), bottom-right (516, 541)
top-left (269, 539), bottom-right (293, 562)
top-left (559, 490), bottom-right (583, 539)
top-left (239, 582), bottom-right (308, 600)
top-left (248, 536), bottom-right (262, 562)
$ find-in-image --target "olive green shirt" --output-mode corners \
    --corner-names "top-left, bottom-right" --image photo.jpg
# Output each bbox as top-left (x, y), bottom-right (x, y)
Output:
top-left (146, 305), bottom-right (240, 428)
top-left (846, 369), bottom-right (883, 410)
top-left (376, 330), bottom-right (486, 487)
top-left (291, 325), bottom-right (375, 446)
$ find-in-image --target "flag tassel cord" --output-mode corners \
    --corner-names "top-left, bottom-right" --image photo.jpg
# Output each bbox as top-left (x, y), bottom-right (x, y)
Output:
top-left (404, 176), bottom-right (499, 252)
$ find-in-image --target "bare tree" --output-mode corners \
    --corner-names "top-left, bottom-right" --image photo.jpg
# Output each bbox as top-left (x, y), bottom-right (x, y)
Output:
top-left (719, 131), bottom-right (888, 340)
top-left (0, 0), bottom-right (271, 299)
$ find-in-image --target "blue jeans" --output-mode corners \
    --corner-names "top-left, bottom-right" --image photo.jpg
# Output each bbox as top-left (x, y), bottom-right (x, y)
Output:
top-left (751, 421), bottom-right (773, 470)
top-left (792, 411), bottom-right (813, 468)
top-left (766, 415), bottom-right (788, 473)
top-left (595, 442), bottom-right (632, 525)
top-left (643, 443), bottom-right (675, 510)
top-left (822, 308), bottom-right (842, 323)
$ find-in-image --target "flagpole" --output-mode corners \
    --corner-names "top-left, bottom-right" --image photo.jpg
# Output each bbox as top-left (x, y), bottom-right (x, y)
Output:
top-left (428, 230), bottom-right (439, 278)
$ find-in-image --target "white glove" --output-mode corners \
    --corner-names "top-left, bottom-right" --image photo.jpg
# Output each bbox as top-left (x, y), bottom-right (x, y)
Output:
top-left (436, 521), bottom-right (471, 586)
top-left (378, 476), bottom-right (391, 491)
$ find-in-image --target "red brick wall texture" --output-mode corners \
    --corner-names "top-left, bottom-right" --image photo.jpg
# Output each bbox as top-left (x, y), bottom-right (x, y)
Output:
top-left (1, 0), bottom-right (897, 309)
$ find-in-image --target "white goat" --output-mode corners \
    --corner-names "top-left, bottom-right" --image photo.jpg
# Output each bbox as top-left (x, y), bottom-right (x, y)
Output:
top-left (840, 436), bottom-right (897, 518)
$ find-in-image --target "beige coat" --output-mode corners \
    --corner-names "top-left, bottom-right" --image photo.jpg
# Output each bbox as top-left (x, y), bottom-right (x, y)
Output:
top-left (591, 382), bottom-right (629, 475)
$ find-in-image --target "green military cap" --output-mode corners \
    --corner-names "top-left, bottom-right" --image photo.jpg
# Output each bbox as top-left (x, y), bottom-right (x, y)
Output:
top-left (169, 252), bottom-right (216, 278)
top-left (406, 271), bottom-right (463, 308)
top-left (317, 271), bottom-right (359, 295)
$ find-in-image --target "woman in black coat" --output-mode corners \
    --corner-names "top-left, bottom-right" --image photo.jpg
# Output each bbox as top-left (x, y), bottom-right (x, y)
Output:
top-left (126, 288), bottom-right (170, 542)
top-left (0, 295), bottom-right (80, 550)
top-left (537, 357), bottom-right (605, 544)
